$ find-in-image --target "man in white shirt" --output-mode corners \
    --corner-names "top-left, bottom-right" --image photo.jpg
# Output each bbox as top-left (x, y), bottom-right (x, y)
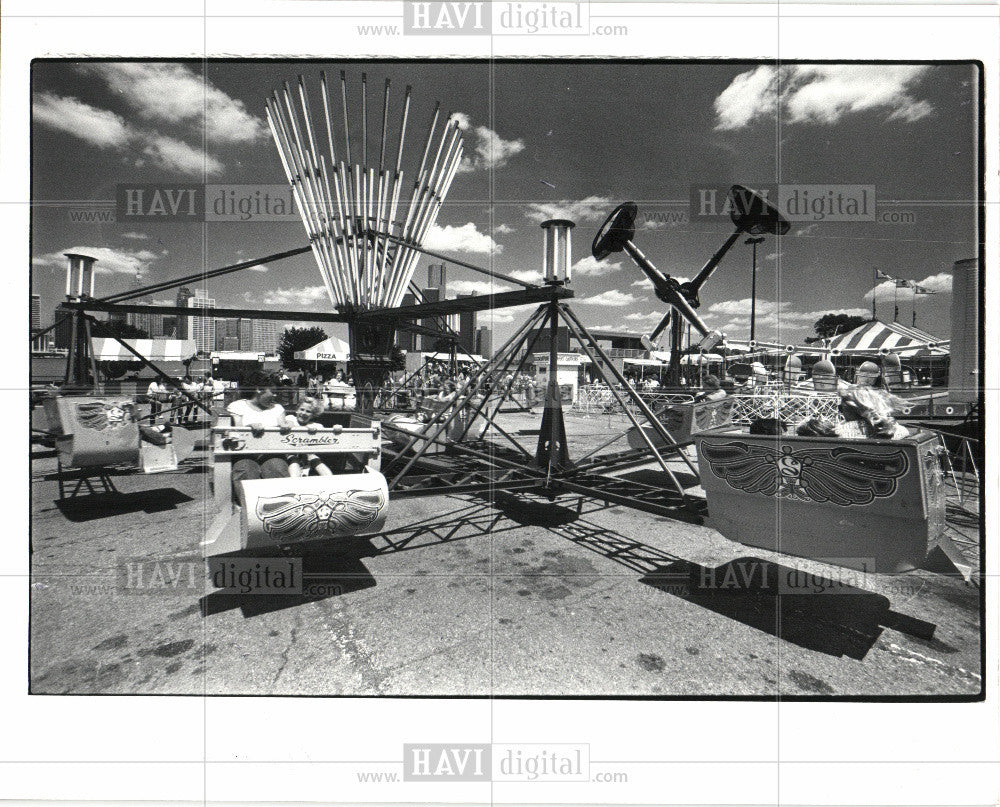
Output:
top-left (226, 372), bottom-right (289, 490)
top-left (146, 378), bottom-right (168, 422)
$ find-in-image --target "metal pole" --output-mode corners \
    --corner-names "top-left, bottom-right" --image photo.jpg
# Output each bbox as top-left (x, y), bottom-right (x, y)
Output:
top-left (557, 308), bottom-right (692, 497)
top-left (388, 306), bottom-right (547, 486)
top-left (746, 236), bottom-right (764, 342)
top-left (559, 303), bottom-right (700, 477)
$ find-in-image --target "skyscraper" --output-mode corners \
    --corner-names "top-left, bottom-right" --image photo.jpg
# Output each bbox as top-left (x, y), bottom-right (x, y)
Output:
top-left (252, 319), bottom-right (281, 353)
top-left (476, 326), bottom-right (492, 358)
top-left (419, 287), bottom-right (441, 352)
top-left (397, 293), bottom-right (417, 351)
top-left (427, 263), bottom-right (446, 297)
top-left (128, 295), bottom-right (156, 337)
top-left (30, 294), bottom-right (41, 331)
top-left (238, 318), bottom-right (254, 351)
top-left (188, 289), bottom-right (216, 354)
top-left (458, 294), bottom-right (477, 355)
top-left (175, 287), bottom-right (194, 339)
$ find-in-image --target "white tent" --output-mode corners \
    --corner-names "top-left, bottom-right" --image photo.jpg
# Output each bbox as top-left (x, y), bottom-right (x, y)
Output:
top-left (92, 338), bottom-right (197, 362)
top-left (680, 353), bottom-right (724, 364)
top-left (294, 336), bottom-right (351, 362)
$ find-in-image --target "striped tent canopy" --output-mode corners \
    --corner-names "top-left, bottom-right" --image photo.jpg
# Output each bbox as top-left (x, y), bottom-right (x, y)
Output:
top-left (827, 320), bottom-right (948, 357)
top-left (294, 336), bottom-right (351, 362)
top-left (92, 338), bottom-right (197, 363)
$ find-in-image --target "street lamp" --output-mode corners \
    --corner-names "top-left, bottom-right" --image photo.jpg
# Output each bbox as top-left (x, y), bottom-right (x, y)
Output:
top-left (745, 236), bottom-right (765, 342)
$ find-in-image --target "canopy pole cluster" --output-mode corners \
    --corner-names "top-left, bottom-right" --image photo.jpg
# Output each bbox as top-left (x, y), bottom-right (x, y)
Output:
top-left (266, 72), bottom-right (464, 310)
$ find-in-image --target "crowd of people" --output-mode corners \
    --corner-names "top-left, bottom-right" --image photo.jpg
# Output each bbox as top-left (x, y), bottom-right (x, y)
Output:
top-left (146, 373), bottom-right (226, 425)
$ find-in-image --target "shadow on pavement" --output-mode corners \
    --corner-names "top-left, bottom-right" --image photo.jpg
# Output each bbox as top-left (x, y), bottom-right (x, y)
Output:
top-left (641, 557), bottom-right (936, 660)
top-left (55, 488), bottom-right (194, 522)
top-left (200, 550), bottom-right (377, 618)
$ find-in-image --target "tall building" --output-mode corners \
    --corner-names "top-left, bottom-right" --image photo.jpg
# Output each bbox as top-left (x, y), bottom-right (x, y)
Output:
top-left (175, 287), bottom-right (194, 339)
top-left (159, 315), bottom-right (178, 339)
top-left (238, 318), bottom-right (254, 351)
top-left (476, 326), bottom-right (492, 358)
top-left (213, 318), bottom-right (240, 351)
top-left (252, 319), bottom-right (281, 353)
top-left (458, 294), bottom-right (477, 355)
top-left (128, 295), bottom-right (157, 337)
top-left (397, 293), bottom-right (417, 351)
top-left (188, 289), bottom-right (216, 354)
top-left (427, 263), bottom-right (446, 297)
top-left (53, 305), bottom-right (72, 349)
top-left (31, 294), bottom-right (41, 331)
top-left (419, 287), bottom-right (441, 352)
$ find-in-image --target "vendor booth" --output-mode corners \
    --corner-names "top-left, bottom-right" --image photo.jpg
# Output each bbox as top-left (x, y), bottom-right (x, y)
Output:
top-left (533, 352), bottom-right (586, 404)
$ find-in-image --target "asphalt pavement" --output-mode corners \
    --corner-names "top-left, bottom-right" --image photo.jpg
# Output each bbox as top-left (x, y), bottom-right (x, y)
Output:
top-left (29, 410), bottom-right (982, 697)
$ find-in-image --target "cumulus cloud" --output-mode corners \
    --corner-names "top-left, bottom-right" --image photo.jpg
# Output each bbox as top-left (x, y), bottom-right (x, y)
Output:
top-left (578, 290), bottom-right (641, 308)
top-left (33, 93), bottom-right (131, 148)
top-left (704, 297), bottom-right (870, 338)
top-left (81, 63), bottom-right (266, 143)
top-left (32, 245), bottom-right (162, 277)
top-left (448, 278), bottom-right (513, 295)
top-left (33, 91), bottom-right (223, 177)
top-left (34, 63), bottom-right (261, 177)
top-left (448, 112), bottom-right (472, 131)
top-left (623, 311), bottom-right (670, 327)
top-left (508, 269), bottom-right (543, 284)
top-left (143, 134), bottom-right (224, 176)
top-left (523, 195), bottom-right (616, 225)
top-left (477, 303), bottom-right (537, 325)
top-left (493, 223), bottom-right (515, 235)
top-left (424, 222), bottom-right (502, 254)
top-left (249, 286), bottom-right (330, 307)
top-left (863, 272), bottom-right (952, 303)
top-left (571, 255), bottom-right (622, 277)
top-left (448, 112), bottom-right (525, 173)
top-left (714, 65), bottom-right (933, 130)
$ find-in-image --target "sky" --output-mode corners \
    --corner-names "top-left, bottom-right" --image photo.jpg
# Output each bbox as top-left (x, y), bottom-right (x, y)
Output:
top-left (31, 60), bottom-right (980, 348)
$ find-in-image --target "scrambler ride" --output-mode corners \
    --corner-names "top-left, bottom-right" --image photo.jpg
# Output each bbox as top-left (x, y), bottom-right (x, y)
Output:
top-left (40, 72), bottom-right (973, 580)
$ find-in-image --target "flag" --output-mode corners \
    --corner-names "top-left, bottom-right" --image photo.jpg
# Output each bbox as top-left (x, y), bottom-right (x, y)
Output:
top-left (895, 279), bottom-right (911, 288)
top-left (875, 269), bottom-right (894, 280)
top-left (914, 284), bottom-right (936, 295)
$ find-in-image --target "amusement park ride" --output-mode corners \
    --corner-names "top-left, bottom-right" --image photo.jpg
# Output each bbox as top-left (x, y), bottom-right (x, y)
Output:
top-left (34, 71), bottom-right (976, 579)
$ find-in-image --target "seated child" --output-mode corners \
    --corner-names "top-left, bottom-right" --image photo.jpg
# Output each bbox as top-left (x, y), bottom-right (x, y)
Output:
top-left (281, 397), bottom-right (333, 477)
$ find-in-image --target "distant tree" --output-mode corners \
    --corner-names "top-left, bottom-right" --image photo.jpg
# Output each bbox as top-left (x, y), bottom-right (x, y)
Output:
top-left (809, 313), bottom-right (871, 341)
top-left (277, 326), bottom-right (328, 369)
top-left (390, 345), bottom-right (406, 371)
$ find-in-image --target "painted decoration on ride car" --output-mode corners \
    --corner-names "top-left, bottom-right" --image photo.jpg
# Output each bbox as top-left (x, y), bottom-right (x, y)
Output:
top-left (700, 441), bottom-right (909, 506)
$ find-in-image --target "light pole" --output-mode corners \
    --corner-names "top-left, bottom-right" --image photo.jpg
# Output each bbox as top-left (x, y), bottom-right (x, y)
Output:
top-left (745, 236), bottom-right (765, 342)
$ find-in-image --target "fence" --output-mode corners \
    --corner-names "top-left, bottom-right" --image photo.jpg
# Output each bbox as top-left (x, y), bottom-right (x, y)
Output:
top-left (729, 393), bottom-right (842, 425)
top-left (571, 385), bottom-right (695, 416)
